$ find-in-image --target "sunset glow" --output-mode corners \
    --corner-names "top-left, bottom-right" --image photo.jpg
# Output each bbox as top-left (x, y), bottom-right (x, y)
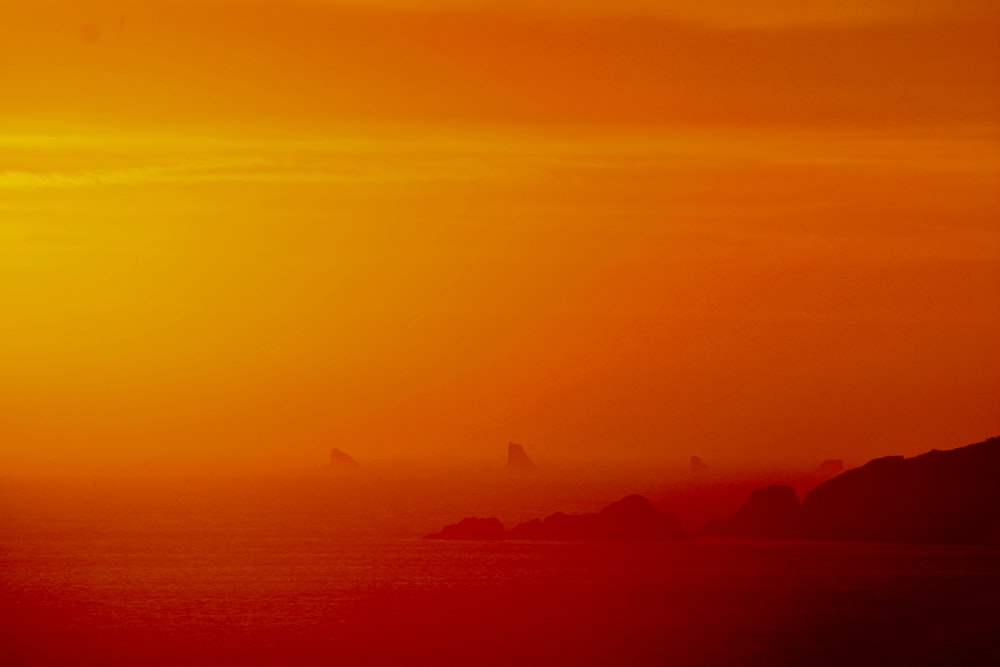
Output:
top-left (2, 1), bottom-right (998, 474)
top-left (3, 4), bottom-right (1000, 667)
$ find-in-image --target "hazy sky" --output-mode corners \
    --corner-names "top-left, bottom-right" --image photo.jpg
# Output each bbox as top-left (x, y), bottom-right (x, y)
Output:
top-left (1, 1), bottom-right (998, 473)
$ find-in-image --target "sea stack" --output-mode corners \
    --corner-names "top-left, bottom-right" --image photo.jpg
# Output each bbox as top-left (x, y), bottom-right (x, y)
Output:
top-left (689, 456), bottom-right (710, 474)
top-left (506, 442), bottom-right (534, 471)
top-left (330, 448), bottom-right (360, 468)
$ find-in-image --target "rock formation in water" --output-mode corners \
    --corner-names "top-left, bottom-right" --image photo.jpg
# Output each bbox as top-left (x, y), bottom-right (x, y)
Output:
top-left (509, 495), bottom-right (684, 541)
top-left (801, 436), bottom-right (1000, 544)
top-left (432, 436), bottom-right (1000, 545)
top-left (506, 442), bottom-right (534, 471)
top-left (816, 459), bottom-right (845, 477)
top-left (329, 448), bottom-right (360, 468)
top-left (689, 456), bottom-right (710, 474)
top-left (701, 437), bottom-right (1000, 544)
top-left (426, 517), bottom-right (507, 540)
top-left (719, 485), bottom-right (802, 538)
top-left (427, 495), bottom-right (684, 541)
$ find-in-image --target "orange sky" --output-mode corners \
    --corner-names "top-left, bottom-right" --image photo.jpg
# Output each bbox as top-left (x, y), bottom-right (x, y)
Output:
top-left (1, 1), bottom-right (998, 474)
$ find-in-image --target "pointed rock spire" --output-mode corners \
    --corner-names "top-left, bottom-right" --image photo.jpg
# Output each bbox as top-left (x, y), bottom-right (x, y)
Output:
top-left (506, 442), bottom-right (534, 471)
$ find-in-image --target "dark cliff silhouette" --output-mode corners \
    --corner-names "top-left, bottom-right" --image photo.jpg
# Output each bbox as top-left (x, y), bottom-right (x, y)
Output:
top-left (506, 442), bottom-right (534, 471)
top-left (426, 517), bottom-right (506, 540)
top-left (816, 459), bottom-right (845, 477)
top-left (511, 495), bottom-right (684, 541)
top-left (329, 448), bottom-right (360, 468)
top-left (431, 436), bottom-right (1000, 545)
top-left (705, 436), bottom-right (1000, 544)
top-left (801, 436), bottom-right (1000, 544)
top-left (427, 495), bottom-right (684, 541)
top-left (709, 485), bottom-right (802, 539)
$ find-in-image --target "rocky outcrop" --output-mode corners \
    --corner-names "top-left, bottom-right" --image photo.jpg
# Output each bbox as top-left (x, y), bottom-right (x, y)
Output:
top-left (723, 485), bottom-right (802, 538)
top-left (329, 448), bottom-right (360, 468)
top-left (509, 495), bottom-right (684, 541)
top-left (430, 436), bottom-right (1000, 545)
top-left (816, 459), bottom-right (845, 477)
top-left (426, 517), bottom-right (506, 540)
top-left (701, 437), bottom-right (1000, 544)
top-left (801, 436), bottom-right (1000, 544)
top-left (506, 442), bottom-right (534, 471)
top-left (428, 495), bottom-right (684, 541)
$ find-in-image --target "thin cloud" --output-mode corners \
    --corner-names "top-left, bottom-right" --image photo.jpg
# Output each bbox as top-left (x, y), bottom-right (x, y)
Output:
top-left (2, 126), bottom-right (995, 191)
top-left (0, 155), bottom-right (536, 190)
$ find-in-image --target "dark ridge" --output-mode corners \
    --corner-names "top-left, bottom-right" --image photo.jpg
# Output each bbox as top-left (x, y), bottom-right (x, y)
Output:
top-left (701, 436), bottom-right (1000, 544)
top-left (801, 436), bottom-right (1000, 544)
top-left (431, 436), bottom-right (1000, 545)
top-left (721, 485), bottom-right (802, 539)
top-left (425, 517), bottom-right (506, 540)
top-left (816, 459), bottom-right (844, 477)
top-left (429, 495), bottom-right (684, 542)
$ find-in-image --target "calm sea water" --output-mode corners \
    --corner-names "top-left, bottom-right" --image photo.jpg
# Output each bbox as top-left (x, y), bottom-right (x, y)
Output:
top-left (2, 478), bottom-right (999, 666)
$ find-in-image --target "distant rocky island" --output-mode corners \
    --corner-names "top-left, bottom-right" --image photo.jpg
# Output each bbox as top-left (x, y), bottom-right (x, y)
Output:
top-left (426, 517), bottom-right (507, 540)
top-left (427, 494), bottom-right (684, 541)
top-left (329, 448), bottom-right (360, 468)
top-left (506, 442), bottom-right (534, 471)
top-left (429, 436), bottom-right (1000, 545)
top-left (689, 455), bottom-right (710, 474)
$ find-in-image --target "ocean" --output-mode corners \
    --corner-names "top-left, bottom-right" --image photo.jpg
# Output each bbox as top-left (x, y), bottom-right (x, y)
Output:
top-left (2, 476), bottom-right (999, 666)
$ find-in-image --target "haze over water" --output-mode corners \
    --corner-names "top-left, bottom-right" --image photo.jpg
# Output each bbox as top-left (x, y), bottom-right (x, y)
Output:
top-left (3, 1), bottom-right (999, 476)
top-left (2, 1), bottom-right (999, 664)
top-left (3, 474), bottom-right (999, 666)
